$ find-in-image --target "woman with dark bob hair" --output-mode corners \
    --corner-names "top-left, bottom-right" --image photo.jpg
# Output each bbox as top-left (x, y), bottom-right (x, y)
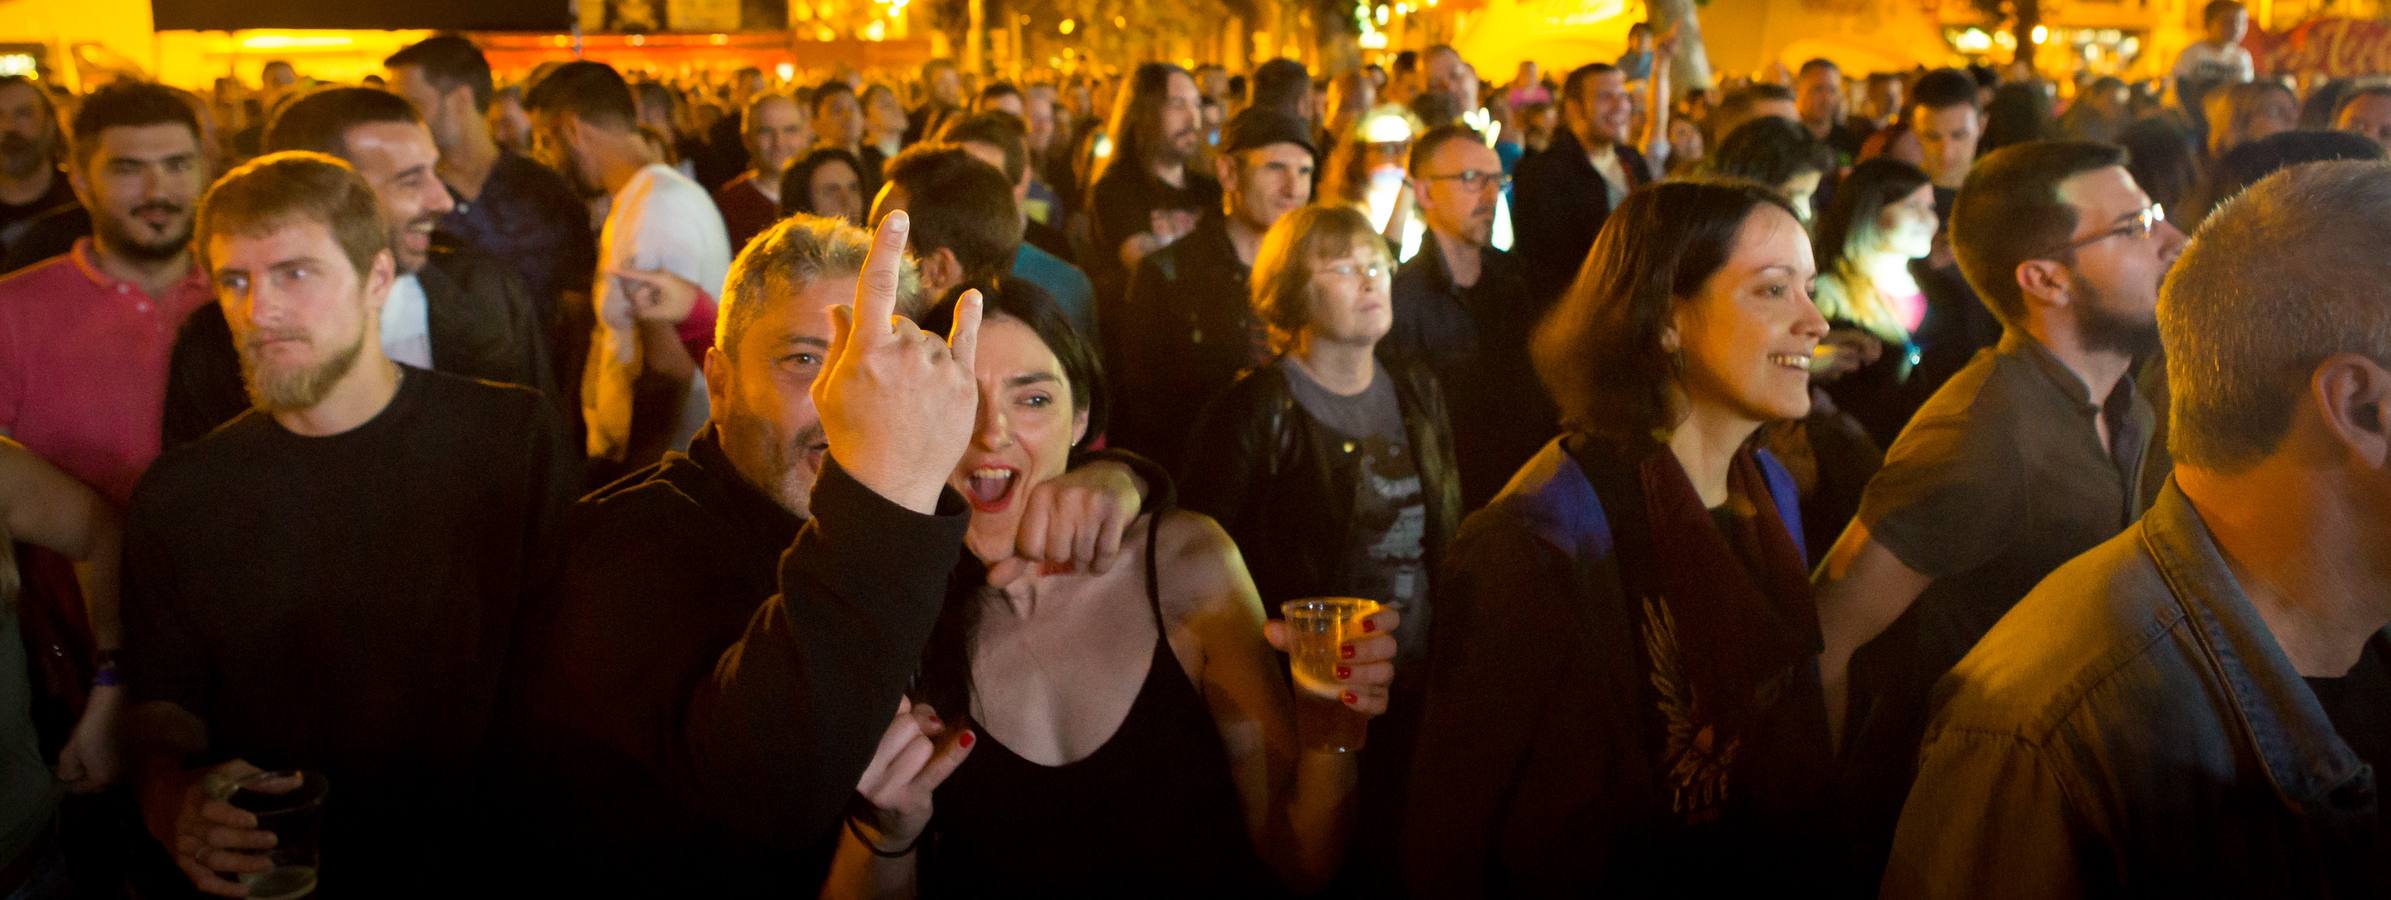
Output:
top-left (1402, 179), bottom-right (1842, 895)
top-left (828, 278), bottom-right (1402, 897)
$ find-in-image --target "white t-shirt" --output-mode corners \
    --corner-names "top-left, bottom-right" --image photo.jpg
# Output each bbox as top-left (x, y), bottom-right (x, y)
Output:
top-left (2173, 41), bottom-right (2255, 86)
top-left (585, 163), bottom-right (734, 462)
top-left (379, 273), bottom-right (433, 370)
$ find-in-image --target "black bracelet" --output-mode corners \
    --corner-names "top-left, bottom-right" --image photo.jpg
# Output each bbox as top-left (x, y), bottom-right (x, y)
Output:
top-left (846, 813), bottom-right (924, 858)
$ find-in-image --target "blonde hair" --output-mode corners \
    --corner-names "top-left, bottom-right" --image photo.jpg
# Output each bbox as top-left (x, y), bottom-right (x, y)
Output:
top-left (1249, 204), bottom-right (1394, 354)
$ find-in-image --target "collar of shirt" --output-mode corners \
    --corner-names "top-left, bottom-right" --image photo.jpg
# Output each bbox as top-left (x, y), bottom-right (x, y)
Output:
top-left (1996, 327), bottom-right (2111, 415)
top-left (380, 272), bottom-right (434, 370)
top-left (68, 238), bottom-right (209, 306)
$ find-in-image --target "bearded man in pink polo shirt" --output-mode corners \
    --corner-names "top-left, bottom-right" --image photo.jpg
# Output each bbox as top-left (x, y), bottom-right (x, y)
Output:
top-left (0, 81), bottom-right (212, 505)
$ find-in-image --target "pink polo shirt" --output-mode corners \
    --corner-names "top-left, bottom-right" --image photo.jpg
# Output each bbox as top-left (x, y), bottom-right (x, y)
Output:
top-left (0, 239), bottom-right (214, 506)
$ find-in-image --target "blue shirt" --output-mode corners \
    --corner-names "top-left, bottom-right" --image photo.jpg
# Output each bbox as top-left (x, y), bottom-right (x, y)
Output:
top-left (1012, 243), bottom-right (1099, 344)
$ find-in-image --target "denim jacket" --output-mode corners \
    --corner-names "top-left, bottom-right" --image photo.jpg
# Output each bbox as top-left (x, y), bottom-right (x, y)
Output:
top-left (1882, 482), bottom-right (2389, 899)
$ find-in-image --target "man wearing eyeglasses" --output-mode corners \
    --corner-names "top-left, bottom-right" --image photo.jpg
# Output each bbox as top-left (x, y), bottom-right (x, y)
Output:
top-left (1386, 124), bottom-right (1549, 510)
top-left (1113, 108), bottom-right (1316, 472)
top-left (1809, 141), bottom-right (2186, 877)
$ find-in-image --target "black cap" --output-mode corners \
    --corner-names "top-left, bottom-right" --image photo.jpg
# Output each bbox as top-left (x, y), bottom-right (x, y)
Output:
top-left (1220, 108), bottom-right (1316, 158)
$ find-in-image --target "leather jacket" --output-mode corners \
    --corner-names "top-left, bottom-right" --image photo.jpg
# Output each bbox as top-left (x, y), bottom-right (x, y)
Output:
top-left (1178, 358), bottom-right (1462, 629)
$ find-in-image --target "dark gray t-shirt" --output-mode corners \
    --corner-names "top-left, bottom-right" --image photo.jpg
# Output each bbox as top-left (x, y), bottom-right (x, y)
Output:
top-left (1280, 358), bottom-right (1430, 660)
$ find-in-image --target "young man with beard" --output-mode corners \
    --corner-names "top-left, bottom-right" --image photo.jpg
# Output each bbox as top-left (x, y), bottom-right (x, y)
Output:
top-left (513, 212), bottom-right (1164, 894)
top-left (1810, 141), bottom-right (2187, 880)
top-left (160, 87), bottom-right (553, 447)
top-left (714, 93), bottom-right (810, 252)
top-left (0, 81), bottom-right (212, 506)
top-left (1387, 124), bottom-right (1548, 510)
top-left (1511, 62), bottom-right (1649, 299)
top-left (121, 152), bottom-right (578, 896)
top-left (385, 34), bottom-right (599, 402)
top-left (0, 76), bottom-right (76, 266)
top-left (526, 61), bottom-right (734, 473)
top-left (1113, 108), bottom-right (1314, 472)
top-left (1085, 63), bottom-right (1219, 319)
top-left (1883, 159), bottom-right (2391, 900)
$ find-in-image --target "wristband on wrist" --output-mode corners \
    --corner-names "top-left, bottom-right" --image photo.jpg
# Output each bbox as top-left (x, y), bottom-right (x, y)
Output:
top-left (845, 813), bottom-right (924, 858)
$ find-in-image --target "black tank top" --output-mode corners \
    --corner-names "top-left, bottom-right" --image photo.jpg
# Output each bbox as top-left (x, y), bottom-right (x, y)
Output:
top-left (919, 519), bottom-right (1278, 897)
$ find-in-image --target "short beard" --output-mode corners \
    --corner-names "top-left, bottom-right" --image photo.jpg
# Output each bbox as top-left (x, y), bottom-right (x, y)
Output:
top-left (716, 403), bottom-right (822, 518)
top-left (95, 213), bottom-right (192, 263)
top-left (240, 329), bottom-right (366, 412)
top-left (0, 138), bottom-right (50, 180)
top-left (2070, 272), bottom-right (2160, 358)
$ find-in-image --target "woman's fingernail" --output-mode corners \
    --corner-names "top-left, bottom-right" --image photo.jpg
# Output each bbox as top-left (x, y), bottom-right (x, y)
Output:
top-left (1340, 644), bottom-right (1355, 660)
top-left (959, 730), bottom-right (975, 749)
top-left (1336, 665), bottom-right (1351, 680)
top-left (1342, 691), bottom-right (1359, 706)
top-left (1362, 619), bottom-right (1378, 633)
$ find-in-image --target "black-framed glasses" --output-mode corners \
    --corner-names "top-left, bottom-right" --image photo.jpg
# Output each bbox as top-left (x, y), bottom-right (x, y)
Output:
top-left (1419, 169), bottom-right (1512, 192)
top-left (2039, 202), bottom-right (2166, 257)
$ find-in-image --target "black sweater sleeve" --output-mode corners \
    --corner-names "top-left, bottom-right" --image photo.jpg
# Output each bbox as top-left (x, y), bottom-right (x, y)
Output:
top-left (680, 456), bottom-right (970, 847)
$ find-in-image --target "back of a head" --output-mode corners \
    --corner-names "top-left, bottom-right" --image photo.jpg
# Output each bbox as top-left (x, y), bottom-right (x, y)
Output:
top-left (2119, 116), bottom-right (2204, 212)
top-left (1910, 68), bottom-right (1980, 116)
top-left (384, 33), bottom-right (494, 113)
top-left (1409, 90), bottom-right (1464, 129)
top-left (265, 87), bottom-right (420, 158)
top-left (2218, 129), bottom-right (2384, 187)
top-left (883, 144), bottom-right (1024, 280)
top-left (70, 80), bottom-right (200, 167)
top-left (524, 60), bottom-right (637, 130)
top-left (1534, 180), bottom-right (1798, 439)
top-left (938, 110), bottom-right (1030, 185)
top-left (975, 81), bottom-right (1022, 110)
top-left (1706, 116), bottom-right (1833, 187)
top-left (2164, 159), bottom-right (2391, 472)
top-left (1978, 82), bottom-right (2057, 154)
top-left (196, 151), bottom-right (387, 277)
top-left (1250, 58), bottom-right (1312, 114)
top-left (1949, 140), bottom-right (2129, 327)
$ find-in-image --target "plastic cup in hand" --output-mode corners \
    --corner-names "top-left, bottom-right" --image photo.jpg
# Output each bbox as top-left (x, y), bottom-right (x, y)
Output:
top-left (226, 770), bottom-right (327, 900)
top-left (1280, 597), bottom-right (1381, 753)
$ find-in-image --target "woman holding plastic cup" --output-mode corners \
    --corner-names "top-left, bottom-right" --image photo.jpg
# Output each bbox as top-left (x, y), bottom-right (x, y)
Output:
top-left (1404, 180), bottom-right (1841, 894)
top-left (825, 278), bottom-right (1400, 898)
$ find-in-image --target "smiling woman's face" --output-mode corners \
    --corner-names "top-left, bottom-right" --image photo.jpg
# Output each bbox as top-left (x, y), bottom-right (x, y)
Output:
top-left (1670, 204), bottom-right (1828, 427)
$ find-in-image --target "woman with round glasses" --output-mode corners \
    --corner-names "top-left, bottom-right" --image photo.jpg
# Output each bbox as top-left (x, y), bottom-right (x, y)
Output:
top-left (1181, 205), bottom-right (1461, 672)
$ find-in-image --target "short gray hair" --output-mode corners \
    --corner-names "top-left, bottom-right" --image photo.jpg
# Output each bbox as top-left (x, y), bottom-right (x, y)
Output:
top-left (717, 214), bottom-right (923, 358)
top-left (2162, 159), bottom-right (2391, 471)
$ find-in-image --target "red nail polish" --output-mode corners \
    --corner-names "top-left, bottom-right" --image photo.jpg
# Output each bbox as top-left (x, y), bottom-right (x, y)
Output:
top-left (1340, 644), bottom-right (1355, 660)
top-left (959, 730), bottom-right (976, 749)
top-left (1362, 619), bottom-right (1378, 633)
top-left (1342, 691), bottom-right (1359, 706)
top-left (1336, 665), bottom-right (1351, 680)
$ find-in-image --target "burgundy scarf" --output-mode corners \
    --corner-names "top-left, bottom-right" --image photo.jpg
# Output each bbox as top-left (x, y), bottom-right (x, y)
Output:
top-left (1582, 437), bottom-right (1822, 824)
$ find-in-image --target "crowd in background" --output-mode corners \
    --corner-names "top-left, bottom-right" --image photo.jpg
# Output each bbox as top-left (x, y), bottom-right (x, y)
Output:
top-left (7, 1), bottom-right (2391, 895)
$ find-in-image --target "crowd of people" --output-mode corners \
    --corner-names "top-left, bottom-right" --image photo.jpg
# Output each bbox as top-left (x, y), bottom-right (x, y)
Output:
top-left (6, 4), bottom-right (2391, 894)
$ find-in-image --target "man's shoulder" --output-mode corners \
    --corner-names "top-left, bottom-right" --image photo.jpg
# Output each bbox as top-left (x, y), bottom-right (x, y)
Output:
top-left (414, 366), bottom-right (553, 425)
top-left (422, 245), bottom-right (523, 292)
top-left (570, 457), bottom-right (720, 546)
top-left (0, 249), bottom-right (80, 297)
top-left (130, 411), bottom-right (278, 510)
top-left (1933, 523), bottom-right (2188, 739)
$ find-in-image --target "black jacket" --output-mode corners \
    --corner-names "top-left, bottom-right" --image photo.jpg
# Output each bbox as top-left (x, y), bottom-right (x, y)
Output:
top-left (1112, 213), bottom-right (1256, 472)
top-left (1178, 358), bottom-right (1462, 620)
top-left (1385, 236), bottom-right (1557, 510)
top-left (509, 429), bottom-right (971, 894)
top-left (161, 246), bottom-right (555, 447)
top-left (1509, 128), bottom-right (1649, 299)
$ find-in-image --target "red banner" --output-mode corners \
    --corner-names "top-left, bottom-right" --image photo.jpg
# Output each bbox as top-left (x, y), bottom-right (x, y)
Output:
top-left (2246, 17), bottom-right (2391, 79)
